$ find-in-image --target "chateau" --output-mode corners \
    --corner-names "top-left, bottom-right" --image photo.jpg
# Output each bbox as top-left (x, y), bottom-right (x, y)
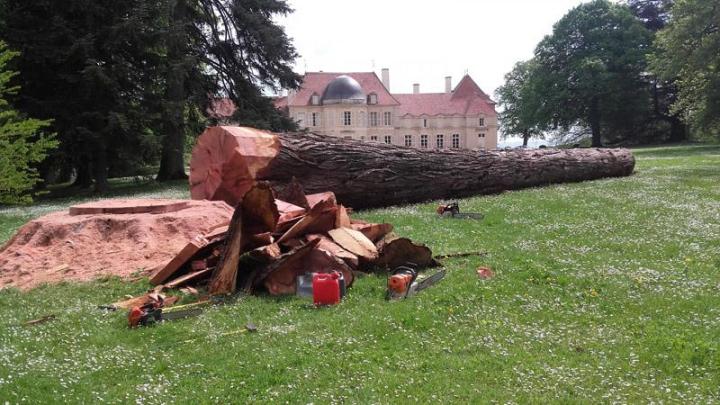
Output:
top-left (274, 69), bottom-right (498, 150)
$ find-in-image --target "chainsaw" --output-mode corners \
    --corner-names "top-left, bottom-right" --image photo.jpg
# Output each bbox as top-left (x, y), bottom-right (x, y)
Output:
top-left (386, 265), bottom-right (446, 300)
top-left (128, 297), bottom-right (214, 328)
top-left (127, 294), bottom-right (164, 328)
top-left (436, 202), bottom-right (483, 219)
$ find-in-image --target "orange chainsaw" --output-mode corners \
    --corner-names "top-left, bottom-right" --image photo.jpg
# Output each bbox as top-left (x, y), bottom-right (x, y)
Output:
top-left (436, 202), bottom-right (483, 219)
top-left (386, 265), bottom-right (446, 300)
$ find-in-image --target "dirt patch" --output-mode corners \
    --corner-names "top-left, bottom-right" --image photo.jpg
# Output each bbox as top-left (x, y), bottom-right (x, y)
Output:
top-left (0, 200), bottom-right (233, 290)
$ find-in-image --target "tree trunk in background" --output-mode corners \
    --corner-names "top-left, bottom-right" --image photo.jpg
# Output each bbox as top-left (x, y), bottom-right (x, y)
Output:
top-left (157, 0), bottom-right (188, 181)
top-left (653, 80), bottom-right (688, 143)
top-left (73, 159), bottom-right (93, 189)
top-left (589, 99), bottom-right (602, 147)
top-left (667, 116), bottom-right (687, 143)
top-left (189, 127), bottom-right (636, 209)
top-left (93, 144), bottom-right (108, 192)
top-left (522, 132), bottom-right (530, 147)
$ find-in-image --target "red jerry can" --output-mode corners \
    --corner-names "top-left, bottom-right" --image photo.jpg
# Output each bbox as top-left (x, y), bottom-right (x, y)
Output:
top-left (313, 272), bottom-right (341, 306)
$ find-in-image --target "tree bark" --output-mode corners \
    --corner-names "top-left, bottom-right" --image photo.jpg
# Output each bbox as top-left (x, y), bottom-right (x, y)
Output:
top-left (92, 144), bottom-right (108, 193)
top-left (157, 0), bottom-right (188, 181)
top-left (73, 159), bottom-right (93, 189)
top-left (190, 127), bottom-right (636, 209)
top-left (522, 132), bottom-right (530, 147)
top-left (666, 115), bottom-right (687, 143)
top-left (589, 98), bottom-right (602, 147)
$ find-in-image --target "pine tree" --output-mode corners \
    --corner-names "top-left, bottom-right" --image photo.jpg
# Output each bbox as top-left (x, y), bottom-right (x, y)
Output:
top-left (155, 0), bottom-right (301, 180)
top-left (0, 42), bottom-right (57, 204)
top-left (0, 0), bottom-right (165, 191)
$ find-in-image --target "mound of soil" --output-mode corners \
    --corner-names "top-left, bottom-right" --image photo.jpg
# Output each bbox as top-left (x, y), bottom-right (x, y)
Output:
top-left (0, 199), bottom-right (233, 290)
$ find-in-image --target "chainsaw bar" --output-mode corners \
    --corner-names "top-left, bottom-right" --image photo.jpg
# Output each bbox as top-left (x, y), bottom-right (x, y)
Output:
top-left (412, 269), bottom-right (446, 294)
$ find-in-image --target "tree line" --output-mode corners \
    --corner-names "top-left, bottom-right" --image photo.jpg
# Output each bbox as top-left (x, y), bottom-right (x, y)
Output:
top-left (496, 0), bottom-right (720, 147)
top-left (0, 0), bottom-right (299, 203)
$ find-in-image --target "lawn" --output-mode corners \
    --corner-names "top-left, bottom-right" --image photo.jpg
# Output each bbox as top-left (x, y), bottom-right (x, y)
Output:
top-left (0, 144), bottom-right (719, 403)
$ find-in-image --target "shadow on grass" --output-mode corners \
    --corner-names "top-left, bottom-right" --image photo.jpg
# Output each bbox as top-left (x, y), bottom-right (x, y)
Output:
top-left (40, 178), bottom-right (188, 201)
top-left (632, 144), bottom-right (720, 158)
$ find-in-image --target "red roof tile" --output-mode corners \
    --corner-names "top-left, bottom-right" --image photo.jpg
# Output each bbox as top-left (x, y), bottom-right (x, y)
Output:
top-left (289, 72), bottom-right (399, 106)
top-left (394, 75), bottom-right (496, 117)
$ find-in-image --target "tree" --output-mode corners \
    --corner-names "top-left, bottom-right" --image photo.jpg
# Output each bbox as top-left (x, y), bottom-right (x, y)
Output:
top-left (532, 0), bottom-right (653, 146)
top-left (651, 0), bottom-right (720, 137)
top-left (0, 42), bottom-right (57, 204)
top-left (626, 0), bottom-right (687, 142)
top-left (0, 0), bottom-right (300, 188)
top-left (496, 60), bottom-right (544, 147)
top-left (0, 0), bottom-right (164, 191)
top-left (155, 0), bottom-right (301, 181)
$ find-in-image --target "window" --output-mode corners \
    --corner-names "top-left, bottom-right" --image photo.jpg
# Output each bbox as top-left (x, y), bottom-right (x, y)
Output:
top-left (478, 117), bottom-right (485, 126)
top-left (368, 93), bottom-right (377, 104)
top-left (423, 118), bottom-right (428, 128)
top-left (420, 134), bottom-right (428, 149)
top-left (343, 136), bottom-right (352, 140)
top-left (404, 135), bottom-right (413, 147)
top-left (478, 133), bottom-right (485, 138)
top-left (311, 112), bottom-right (319, 127)
top-left (343, 111), bottom-right (351, 126)
top-left (297, 112), bottom-right (305, 127)
top-left (360, 135), bottom-right (366, 141)
top-left (436, 134), bottom-right (444, 149)
top-left (370, 135), bottom-right (378, 142)
top-left (311, 94), bottom-right (320, 105)
top-left (383, 112), bottom-right (392, 126)
top-left (452, 133), bottom-right (460, 149)
top-left (369, 112), bottom-right (378, 127)
top-left (384, 135), bottom-right (392, 144)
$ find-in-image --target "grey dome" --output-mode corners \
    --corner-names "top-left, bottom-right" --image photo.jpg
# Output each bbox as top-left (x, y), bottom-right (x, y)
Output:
top-left (322, 75), bottom-right (366, 104)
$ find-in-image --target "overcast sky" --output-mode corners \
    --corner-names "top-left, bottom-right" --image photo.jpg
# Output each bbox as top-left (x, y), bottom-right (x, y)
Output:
top-left (278, 0), bottom-right (592, 95)
top-left (275, 0), bottom-right (595, 145)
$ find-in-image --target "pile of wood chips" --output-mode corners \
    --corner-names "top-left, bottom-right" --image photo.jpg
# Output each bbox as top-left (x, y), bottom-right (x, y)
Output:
top-left (148, 180), bottom-right (438, 297)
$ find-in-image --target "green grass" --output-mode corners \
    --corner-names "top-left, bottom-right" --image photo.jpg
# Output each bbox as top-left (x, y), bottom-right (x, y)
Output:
top-left (1, 144), bottom-right (719, 403)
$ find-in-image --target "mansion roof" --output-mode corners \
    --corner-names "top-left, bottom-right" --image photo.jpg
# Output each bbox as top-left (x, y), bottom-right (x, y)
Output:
top-left (275, 72), bottom-right (496, 118)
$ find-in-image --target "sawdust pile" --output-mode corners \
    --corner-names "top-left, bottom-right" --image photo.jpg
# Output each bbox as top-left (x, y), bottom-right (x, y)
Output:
top-left (0, 200), bottom-right (233, 290)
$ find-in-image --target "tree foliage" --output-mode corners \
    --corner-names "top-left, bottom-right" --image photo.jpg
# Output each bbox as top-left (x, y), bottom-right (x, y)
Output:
top-left (495, 60), bottom-right (544, 146)
top-left (0, 0), bottom-right (300, 190)
top-left (156, 0), bottom-right (301, 180)
top-left (0, 0), bottom-right (166, 190)
top-left (531, 0), bottom-right (653, 146)
top-left (651, 0), bottom-right (720, 137)
top-left (0, 42), bottom-right (57, 204)
top-left (626, 0), bottom-right (687, 142)
top-left (627, 0), bottom-right (674, 30)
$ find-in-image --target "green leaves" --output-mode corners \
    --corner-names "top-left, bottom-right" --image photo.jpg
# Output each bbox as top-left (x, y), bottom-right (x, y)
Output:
top-left (500, 0), bottom-right (654, 146)
top-left (651, 0), bottom-right (720, 137)
top-left (0, 42), bottom-right (57, 204)
top-left (495, 60), bottom-right (545, 145)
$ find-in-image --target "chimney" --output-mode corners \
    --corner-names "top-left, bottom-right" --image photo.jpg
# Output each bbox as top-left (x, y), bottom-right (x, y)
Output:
top-left (445, 76), bottom-right (452, 93)
top-left (413, 83), bottom-right (420, 94)
top-left (381, 68), bottom-right (390, 90)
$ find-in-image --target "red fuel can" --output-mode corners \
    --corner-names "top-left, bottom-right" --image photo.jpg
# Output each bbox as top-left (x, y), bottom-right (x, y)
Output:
top-left (313, 272), bottom-right (341, 306)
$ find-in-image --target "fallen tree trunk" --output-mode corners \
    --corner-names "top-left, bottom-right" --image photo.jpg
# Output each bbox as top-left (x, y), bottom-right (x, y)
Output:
top-left (190, 126), bottom-right (635, 209)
